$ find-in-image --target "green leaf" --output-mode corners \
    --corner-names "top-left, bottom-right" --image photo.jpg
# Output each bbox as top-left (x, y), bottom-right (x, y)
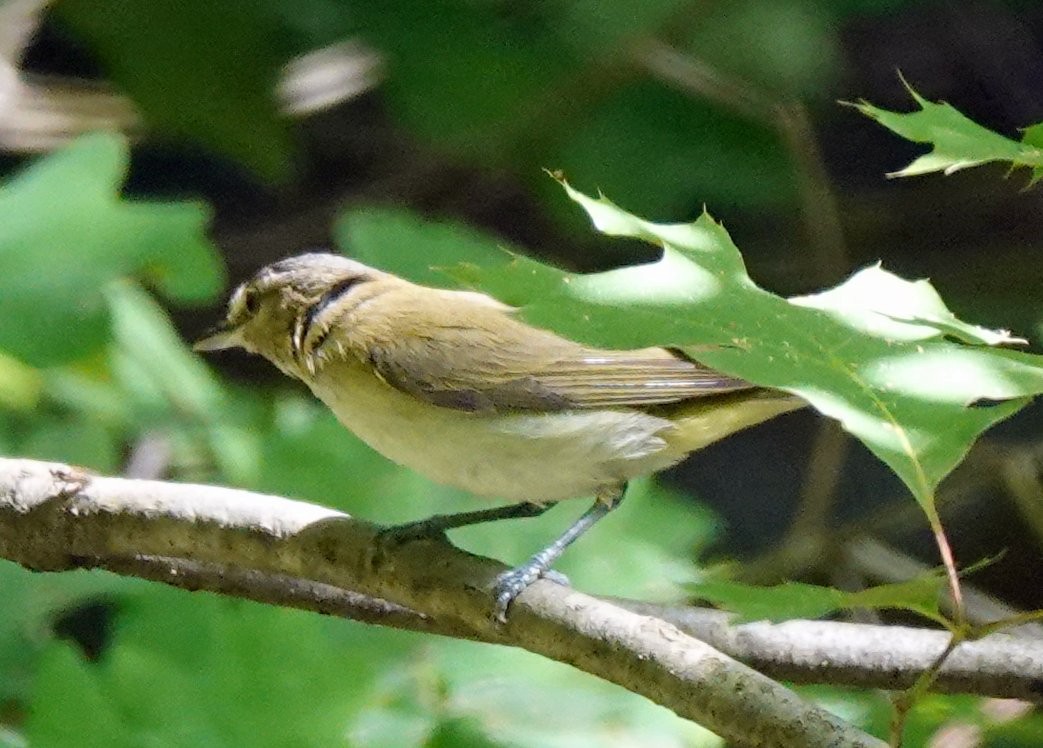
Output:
top-left (554, 0), bottom-right (691, 54)
top-left (425, 718), bottom-right (504, 748)
top-left (106, 282), bottom-right (226, 422)
top-left (845, 578), bottom-right (943, 619)
top-left (0, 564), bottom-right (140, 710)
top-left (1020, 122), bottom-right (1043, 185)
top-left (42, 366), bottom-right (135, 430)
top-left (53, 0), bottom-right (295, 179)
top-left (790, 264), bottom-right (1025, 346)
top-left (334, 207), bottom-right (513, 286)
top-left (689, 576), bottom-right (944, 623)
top-left (17, 418), bottom-right (120, 474)
top-left (677, 0), bottom-right (841, 97)
top-left (28, 644), bottom-right (133, 747)
top-left (258, 397), bottom-right (394, 511)
top-left (0, 134), bottom-right (223, 366)
top-left (349, 0), bottom-right (574, 152)
top-left (446, 181), bottom-right (1043, 514)
top-left (427, 637), bottom-right (717, 748)
top-left (17, 574), bottom-right (710, 747)
top-left (26, 588), bottom-right (408, 748)
top-left (0, 351), bottom-right (42, 410)
top-left (106, 282), bottom-right (267, 485)
top-left (551, 82), bottom-right (796, 218)
top-left (851, 79), bottom-right (1043, 178)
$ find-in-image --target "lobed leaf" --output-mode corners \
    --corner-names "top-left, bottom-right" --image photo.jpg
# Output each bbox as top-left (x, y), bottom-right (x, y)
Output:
top-left (439, 181), bottom-right (1043, 514)
top-left (852, 79), bottom-right (1043, 179)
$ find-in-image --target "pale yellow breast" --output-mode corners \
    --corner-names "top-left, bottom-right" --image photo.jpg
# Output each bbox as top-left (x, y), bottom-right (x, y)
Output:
top-left (307, 361), bottom-right (683, 502)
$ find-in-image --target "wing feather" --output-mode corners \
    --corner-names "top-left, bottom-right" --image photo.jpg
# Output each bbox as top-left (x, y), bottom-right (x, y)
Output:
top-left (337, 285), bottom-right (754, 413)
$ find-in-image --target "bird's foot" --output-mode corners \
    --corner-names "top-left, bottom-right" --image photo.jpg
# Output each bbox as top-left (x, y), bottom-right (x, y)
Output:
top-left (377, 502), bottom-right (551, 548)
top-left (492, 563), bottom-right (570, 623)
top-left (376, 518), bottom-right (449, 548)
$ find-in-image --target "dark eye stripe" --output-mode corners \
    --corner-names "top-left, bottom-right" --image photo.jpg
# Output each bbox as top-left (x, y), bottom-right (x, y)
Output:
top-left (242, 287), bottom-right (259, 314)
top-left (293, 275), bottom-right (370, 358)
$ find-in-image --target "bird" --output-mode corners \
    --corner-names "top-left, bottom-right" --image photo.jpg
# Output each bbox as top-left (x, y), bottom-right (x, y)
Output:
top-left (194, 252), bottom-right (804, 620)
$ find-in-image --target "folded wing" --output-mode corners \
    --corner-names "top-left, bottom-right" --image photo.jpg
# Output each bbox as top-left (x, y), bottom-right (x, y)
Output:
top-left (352, 288), bottom-right (753, 413)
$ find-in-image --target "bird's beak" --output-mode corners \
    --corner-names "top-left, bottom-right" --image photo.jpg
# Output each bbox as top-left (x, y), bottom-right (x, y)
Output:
top-left (192, 322), bottom-right (241, 352)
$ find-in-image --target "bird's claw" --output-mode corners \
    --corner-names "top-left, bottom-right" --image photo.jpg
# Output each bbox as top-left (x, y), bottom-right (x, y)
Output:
top-left (492, 565), bottom-right (570, 622)
top-left (541, 569), bottom-right (570, 587)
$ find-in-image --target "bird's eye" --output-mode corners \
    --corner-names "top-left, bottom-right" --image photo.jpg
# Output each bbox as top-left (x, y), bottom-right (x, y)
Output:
top-left (228, 285), bottom-right (261, 324)
top-left (241, 287), bottom-right (260, 315)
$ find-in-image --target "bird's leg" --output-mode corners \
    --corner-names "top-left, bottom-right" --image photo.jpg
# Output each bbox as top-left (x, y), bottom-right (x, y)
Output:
top-left (493, 483), bottom-right (627, 622)
top-left (379, 501), bottom-right (556, 544)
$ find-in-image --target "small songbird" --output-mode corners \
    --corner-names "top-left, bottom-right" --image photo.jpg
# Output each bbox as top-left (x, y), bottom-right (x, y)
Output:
top-left (195, 253), bottom-right (803, 619)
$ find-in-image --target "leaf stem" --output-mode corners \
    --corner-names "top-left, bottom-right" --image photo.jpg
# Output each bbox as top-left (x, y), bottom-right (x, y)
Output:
top-left (925, 503), bottom-right (965, 627)
top-left (889, 634), bottom-right (962, 747)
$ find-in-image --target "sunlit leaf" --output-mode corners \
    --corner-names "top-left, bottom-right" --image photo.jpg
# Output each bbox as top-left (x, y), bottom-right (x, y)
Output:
top-left (0, 134), bottom-right (222, 366)
top-left (0, 352), bottom-right (42, 410)
top-left (852, 79), bottom-right (1043, 179)
top-left (335, 207), bottom-right (511, 286)
top-left (442, 181), bottom-right (1043, 515)
top-left (107, 283), bottom-right (225, 422)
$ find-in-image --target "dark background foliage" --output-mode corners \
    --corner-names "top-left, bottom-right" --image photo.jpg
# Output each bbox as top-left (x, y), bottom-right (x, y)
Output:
top-left (2, 1), bottom-right (1042, 744)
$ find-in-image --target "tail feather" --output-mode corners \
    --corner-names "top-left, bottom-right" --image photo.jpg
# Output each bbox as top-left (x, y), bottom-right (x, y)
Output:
top-left (659, 390), bottom-right (806, 453)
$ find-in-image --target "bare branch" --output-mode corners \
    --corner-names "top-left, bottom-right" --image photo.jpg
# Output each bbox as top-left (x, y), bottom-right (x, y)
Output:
top-left (87, 552), bottom-right (1043, 703)
top-left (6, 456), bottom-right (1043, 741)
top-left (620, 602), bottom-right (1043, 703)
top-left (97, 555), bottom-right (470, 638)
top-left (0, 457), bottom-right (888, 747)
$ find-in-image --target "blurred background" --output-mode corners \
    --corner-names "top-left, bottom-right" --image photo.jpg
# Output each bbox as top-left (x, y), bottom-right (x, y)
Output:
top-left (1, 0), bottom-right (1042, 745)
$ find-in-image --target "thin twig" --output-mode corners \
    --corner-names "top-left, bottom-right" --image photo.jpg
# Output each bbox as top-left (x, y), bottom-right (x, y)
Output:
top-left (890, 635), bottom-right (963, 747)
top-left (846, 537), bottom-right (1043, 639)
top-left (786, 421), bottom-right (849, 542)
top-left (616, 601), bottom-right (1043, 702)
top-left (926, 505), bottom-right (967, 624)
top-left (999, 449), bottom-right (1043, 550)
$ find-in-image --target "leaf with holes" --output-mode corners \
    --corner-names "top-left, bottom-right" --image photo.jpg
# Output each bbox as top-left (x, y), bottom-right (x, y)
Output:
top-left (441, 180), bottom-right (1043, 517)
